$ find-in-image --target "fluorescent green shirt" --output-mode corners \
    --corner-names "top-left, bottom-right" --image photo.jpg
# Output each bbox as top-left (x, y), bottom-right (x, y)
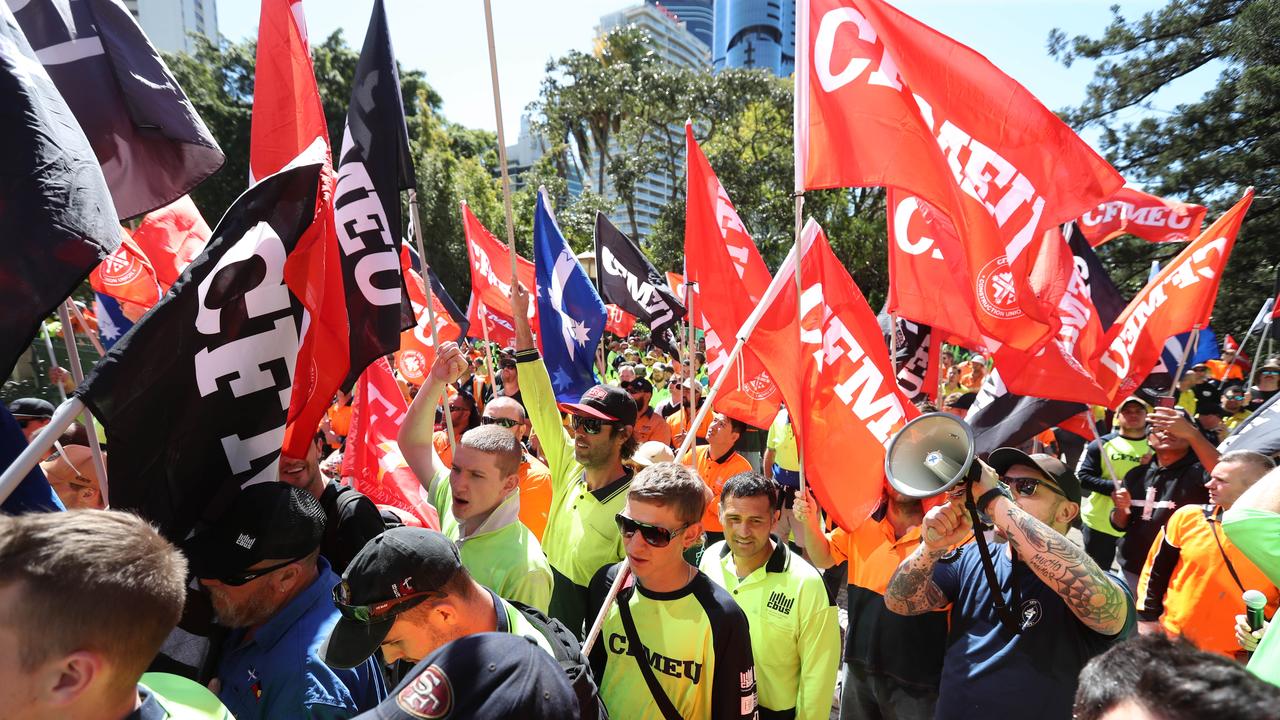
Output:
top-left (699, 540), bottom-right (840, 720)
top-left (428, 471), bottom-right (553, 613)
top-left (1079, 434), bottom-right (1149, 538)
top-left (1223, 507), bottom-right (1280, 687)
top-left (765, 409), bottom-right (800, 471)
top-left (518, 354), bottom-right (629, 587)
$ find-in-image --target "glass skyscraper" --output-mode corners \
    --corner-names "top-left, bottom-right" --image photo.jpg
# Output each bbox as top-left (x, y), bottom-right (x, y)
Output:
top-left (712, 0), bottom-right (796, 76)
top-left (646, 1), bottom-right (714, 50)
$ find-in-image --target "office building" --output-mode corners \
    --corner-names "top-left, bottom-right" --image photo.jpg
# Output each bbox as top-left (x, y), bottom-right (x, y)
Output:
top-left (646, 0), bottom-right (714, 50)
top-left (713, 0), bottom-right (795, 76)
top-left (124, 0), bottom-right (219, 55)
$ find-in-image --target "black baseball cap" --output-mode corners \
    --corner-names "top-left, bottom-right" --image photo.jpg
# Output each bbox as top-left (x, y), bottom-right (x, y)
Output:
top-left (321, 528), bottom-right (464, 669)
top-left (184, 483), bottom-right (326, 580)
top-left (8, 397), bottom-right (54, 420)
top-left (988, 448), bottom-right (1082, 504)
top-left (558, 384), bottom-right (637, 426)
top-left (354, 633), bottom-right (577, 720)
top-left (624, 377), bottom-right (654, 394)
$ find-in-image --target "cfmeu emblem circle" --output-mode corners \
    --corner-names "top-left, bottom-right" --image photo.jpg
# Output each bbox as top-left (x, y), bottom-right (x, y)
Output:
top-left (396, 664), bottom-right (452, 718)
top-left (99, 252), bottom-right (145, 287)
top-left (975, 257), bottom-right (1023, 320)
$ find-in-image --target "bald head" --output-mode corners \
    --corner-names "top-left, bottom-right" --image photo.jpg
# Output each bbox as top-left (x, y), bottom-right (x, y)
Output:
top-left (482, 396), bottom-right (529, 441)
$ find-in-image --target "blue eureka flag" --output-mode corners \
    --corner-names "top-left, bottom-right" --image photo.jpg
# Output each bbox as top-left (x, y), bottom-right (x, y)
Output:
top-left (94, 292), bottom-right (135, 350)
top-left (533, 188), bottom-right (606, 402)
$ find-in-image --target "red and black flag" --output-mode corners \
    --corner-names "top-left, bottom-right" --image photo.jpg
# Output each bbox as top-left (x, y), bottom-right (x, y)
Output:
top-left (0, 5), bottom-right (121, 378)
top-left (77, 162), bottom-right (323, 540)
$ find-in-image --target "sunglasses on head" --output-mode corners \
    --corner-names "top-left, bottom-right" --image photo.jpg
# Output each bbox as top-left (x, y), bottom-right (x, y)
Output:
top-left (615, 513), bottom-right (689, 548)
top-left (213, 555), bottom-right (306, 586)
top-left (332, 584), bottom-right (441, 624)
top-left (480, 416), bottom-right (520, 429)
top-left (1005, 476), bottom-right (1067, 500)
top-left (570, 415), bottom-right (612, 435)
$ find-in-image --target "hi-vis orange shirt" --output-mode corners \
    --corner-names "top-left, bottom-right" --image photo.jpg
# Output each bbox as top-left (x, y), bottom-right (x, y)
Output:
top-left (683, 447), bottom-right (751, 533)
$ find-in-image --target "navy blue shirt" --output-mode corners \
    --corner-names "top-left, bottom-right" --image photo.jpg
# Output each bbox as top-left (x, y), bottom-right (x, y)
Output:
top-left (215, 557), bottom-right (386, 719)
top-left (931, 542), bottom-right (1135, 720)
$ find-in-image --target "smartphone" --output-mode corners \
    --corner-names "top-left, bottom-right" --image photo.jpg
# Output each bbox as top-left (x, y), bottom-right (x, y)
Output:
top-left (1156, 396), bottom-right (1176, 409)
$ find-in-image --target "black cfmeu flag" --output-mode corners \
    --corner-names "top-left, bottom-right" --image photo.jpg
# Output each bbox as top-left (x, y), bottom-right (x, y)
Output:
top-left (335, 0), bottom-right (415, 388)
top-left (1065, 222), bottom-right (1126, 328)
top-left (11, 0), bottom-right (223, 220)
top-left (78, 163), bottom-right (323, 541)
top-left (0, 5), bottom-right (120, 378)
top-left (594, 212), bottom-right (685, 352)
top-left (1219, 391), bottom-right (1280, 456)
top-left (879, 313), bottom-right (934, 405)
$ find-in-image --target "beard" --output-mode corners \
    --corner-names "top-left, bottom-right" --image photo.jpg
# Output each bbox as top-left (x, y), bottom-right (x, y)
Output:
top-left (209, 583), bottom-right (279, 629)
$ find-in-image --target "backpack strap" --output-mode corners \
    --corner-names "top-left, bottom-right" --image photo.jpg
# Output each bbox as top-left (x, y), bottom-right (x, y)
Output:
top-left (617, 588), bottom-right (683, 720)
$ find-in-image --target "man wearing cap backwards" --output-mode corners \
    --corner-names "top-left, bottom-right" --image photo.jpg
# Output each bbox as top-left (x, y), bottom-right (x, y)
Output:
top-left (186, 483), bottom-right (386, 719)
top-left (321, 528), bottom-right (603, 719)
top-left (400, 342), bottom-right (553, 613)
top-left (626, 377), bottom-right (673, 447)
top-left (884, 449), bottom-right (1135, 720)
top-left (511, 282), bottom-right (637, 635)
top-left (1076, 395), bottom-right (1152, 570)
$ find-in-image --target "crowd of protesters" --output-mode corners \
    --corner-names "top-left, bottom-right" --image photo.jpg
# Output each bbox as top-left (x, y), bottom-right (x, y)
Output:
top-left (5, 304), bottom-right (1280, 719)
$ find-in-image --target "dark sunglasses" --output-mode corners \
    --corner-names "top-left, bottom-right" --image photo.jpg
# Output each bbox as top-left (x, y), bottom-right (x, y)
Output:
top-left (615, 513), bottom-right (689, 548)
top-left (1006, 476), bottom-right (1067, 500)
top-left (332, 584), bottom-right (441, 624)
top-left (570, 415), bottom-right (612, 435)
top-left (213, 556), bottom-right (305, 587)
top-left (480, 416), bottom-right (521, 429)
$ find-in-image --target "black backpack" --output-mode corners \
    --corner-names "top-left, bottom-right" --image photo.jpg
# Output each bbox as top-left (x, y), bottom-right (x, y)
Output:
top-left (509, 600), bottom-right (609, 720)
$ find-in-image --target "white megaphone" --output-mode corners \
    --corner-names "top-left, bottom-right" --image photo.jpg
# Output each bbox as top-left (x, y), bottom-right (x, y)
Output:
top-left (884, 412), bottom-right (978, 499)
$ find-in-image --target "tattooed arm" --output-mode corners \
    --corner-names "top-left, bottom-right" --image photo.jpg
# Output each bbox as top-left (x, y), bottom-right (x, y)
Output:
top-left (884, 499), bottom-right (969, 615)
top-left (987, 493), bottom-right (1131, 635)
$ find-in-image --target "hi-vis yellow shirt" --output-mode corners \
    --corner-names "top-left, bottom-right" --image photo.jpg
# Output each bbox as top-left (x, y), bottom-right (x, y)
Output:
top-left (589, 564), bottom-right (759, 720)
top-left (700, 540), bottom-right (840, 720)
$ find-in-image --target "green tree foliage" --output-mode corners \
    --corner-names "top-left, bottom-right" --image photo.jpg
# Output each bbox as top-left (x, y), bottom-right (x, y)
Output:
top-left (1050, 0), bottom-right (1279, 340)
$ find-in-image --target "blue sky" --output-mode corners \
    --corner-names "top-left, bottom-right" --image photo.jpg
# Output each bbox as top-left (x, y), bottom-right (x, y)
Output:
top-left (216, 0), bottom-right (1217, 154)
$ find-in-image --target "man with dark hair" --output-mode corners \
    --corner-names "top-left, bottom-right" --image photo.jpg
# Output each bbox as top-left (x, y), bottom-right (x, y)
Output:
top-left (1077, 395), bottom-right (1150, 570)
top-left (511, 282), bottom-right (638, 635)
top-left (1221, 381), bottom-right (1252, 431)
top-left (885, 449), bottom-right (1135, 720)
top-left (8, 397), bottom-right (54, 443)
top-left (588, 462), bottom-right (758, 719)
top-left (187, 483), bottom-right (386, 718)
top-left (626, 377), bottom-right (673, 447)
top-left (1074, 634), bottom-right (1279, 720)
top-left (684, 411), bottom-right (752, 548)
top-left (402, 344), bottom-right (553, 612)
top-left (701, 472), bottom-right (839, 720)
top-left (0, 510), bottom-right (229, 719)
top-left (321, 527), bottom-right (602, 719)
top-left (1135, 450), bottom-right (1278, 657)
top-left (496, 352), bottom-right (523, 408)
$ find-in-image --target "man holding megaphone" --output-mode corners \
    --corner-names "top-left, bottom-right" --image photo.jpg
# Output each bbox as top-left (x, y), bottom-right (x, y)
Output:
top-left (883, 437), bottom-right (1136, 720)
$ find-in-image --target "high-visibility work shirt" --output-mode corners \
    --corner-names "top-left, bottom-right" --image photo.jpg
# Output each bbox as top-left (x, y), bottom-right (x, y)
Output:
top-left (1137, 504), bottom-right (1279, 657)
top-left (700, 539), bottom-right (840, 720)
top-left (829, 508), bottom-right (949, 689)
top-left (1077, 433), bottom-right (1149, 538)
top-left (765, 409), bottom-right (799, 471)
top-left (634, 407), bottom-right (673, 446)
top-left (588, 564), bottom-right (759, 720)
top-left (428, 471), bottom-right (553, 613)
top-left (684, 446), bottom-right (753, 533)
top-left (518, 354), bottom-right (629, 587)
top-left (1223, 507), bottom-right (1280, 685)
top-left (668, 407), bottom-right (712, 444)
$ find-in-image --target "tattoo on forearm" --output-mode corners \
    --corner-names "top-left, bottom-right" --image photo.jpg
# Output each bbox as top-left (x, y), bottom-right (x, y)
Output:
top-left (1002, 504), bottom-right (1127, 633)
top-left (885, 547), bottom-right (948, 615)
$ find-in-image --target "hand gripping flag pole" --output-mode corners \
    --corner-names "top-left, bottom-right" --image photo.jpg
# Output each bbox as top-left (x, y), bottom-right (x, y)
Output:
top-left (1083, 412), bottom-right (1125, 492)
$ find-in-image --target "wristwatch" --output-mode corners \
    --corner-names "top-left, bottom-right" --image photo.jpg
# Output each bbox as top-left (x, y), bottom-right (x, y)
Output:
top-left (977, 483), bottom-right (1014, 523)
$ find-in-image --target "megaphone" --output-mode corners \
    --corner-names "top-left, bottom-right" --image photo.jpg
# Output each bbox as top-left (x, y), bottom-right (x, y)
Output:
top-left (884, 412), bottom-right (977, 499)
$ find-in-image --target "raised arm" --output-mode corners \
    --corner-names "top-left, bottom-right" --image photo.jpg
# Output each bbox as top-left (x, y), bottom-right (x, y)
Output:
top-left (398, 342), bottom-right (468, 491)
top-left (1150, 407), bottom-right (1220, 472)
top-left (884, 499), bottom-right (969, 615)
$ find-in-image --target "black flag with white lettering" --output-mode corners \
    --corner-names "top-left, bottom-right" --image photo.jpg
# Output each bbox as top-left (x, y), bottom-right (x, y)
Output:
top-left (965, 370), bottom-right (1087, 456)
top-left (1065, 222), bottom-right (1126, 327)
top-left (336, 0), bottom-right (415, 388)
top-left (880, 314), bottom-right (937, 405)
top-left (0, 5), bottom-right (121, 378)
top-left (594, 212), bottom-right (685, 353)
top-left (78, 162), bottom-right (322, 540)
top-left (1219, 391), bottom-right (1280, 456)
top-left (11, 0), bottom-right (223, 220)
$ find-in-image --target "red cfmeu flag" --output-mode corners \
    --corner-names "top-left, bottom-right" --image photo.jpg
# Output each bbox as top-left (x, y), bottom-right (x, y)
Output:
top-left (129, 195), bottom-right (212, 292)
top-left (605, 305), bottom-right (637, 337)
top-left (395, 246), bottom-right (464, 385)
top-left (1094, 189), bottom-right (1254, 406)
top-left (251, 0), bottom-right (347, 459)
top-left (684, 124), bottom-right (781, 428)
top-left (342, 358), bottom-right (440, 529)
top-left (91, 229), bottom-right (162, 309)
top-left (795, 0), bottom-right (1123, 353)
top-left (748, 219), bottom-right (918, 530)
top-left (462, 203), bottom-right (537, 348)
top-left (1078, 187), bottom-right (1207, 248)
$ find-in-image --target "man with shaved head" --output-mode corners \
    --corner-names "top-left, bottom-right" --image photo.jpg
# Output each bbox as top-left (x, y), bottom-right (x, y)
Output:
top-left (482, 396), bottom-right (553, 541)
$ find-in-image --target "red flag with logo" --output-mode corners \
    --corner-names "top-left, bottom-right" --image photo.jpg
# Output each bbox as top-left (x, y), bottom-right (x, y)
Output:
top-left (251, 0), bottom-right (347, 459)
top-left (1078, 187), bottom-right (1207, 248)
top-left (342, 358), bottom-right (440, 529)
top-left (395, 246), bottom-right (464, 385)
top-left (462, 203), bottom-right (537, 349)
top-left (684, 124), bottom-right (781, 428)
top-left (796, 0), bottom-right (1123, 352)
top-left (129, 195), bottom-right (212, 291)
top-left (1094, 189), bottom-right (1254, 406)
top-left (748, 219), bottom-right (918, 530)
top-left (605, 305), bottom-right (637, 337)
top-left (91, 229), bottom-right (162, 308)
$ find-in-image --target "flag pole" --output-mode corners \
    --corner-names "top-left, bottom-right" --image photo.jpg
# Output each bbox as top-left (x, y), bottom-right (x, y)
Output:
top-left (1166, 325), bottom-right (1200, 400)
top-left (685, 282), bottom-right (699, 448)
top-left (40, 322), bottom-right (67, 402)
top-left (1248, 320), bottom-right (1272, 388)
top-left (482, 0), bottom-right (520, 284)
top-left (1083, 411), bottom-right (1123, 491)
top-left (57, 303), bottom-right (109, 505)
top-left (792, 192), bottom-right (807, 497)
top-left (65, 301), bottom-right (106, 357)
top-left (0, 398), bottom-right (85, 505)
top-left (582, 559), bottom-right (630, 655)
top-left (408, 189), bottom-right (457, 457)
top-left (478, 303), bottom-right (499, 390)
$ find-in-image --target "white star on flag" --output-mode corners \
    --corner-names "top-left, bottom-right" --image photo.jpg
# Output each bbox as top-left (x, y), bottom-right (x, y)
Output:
top-left (569, 318), bottom-right (591, 346)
